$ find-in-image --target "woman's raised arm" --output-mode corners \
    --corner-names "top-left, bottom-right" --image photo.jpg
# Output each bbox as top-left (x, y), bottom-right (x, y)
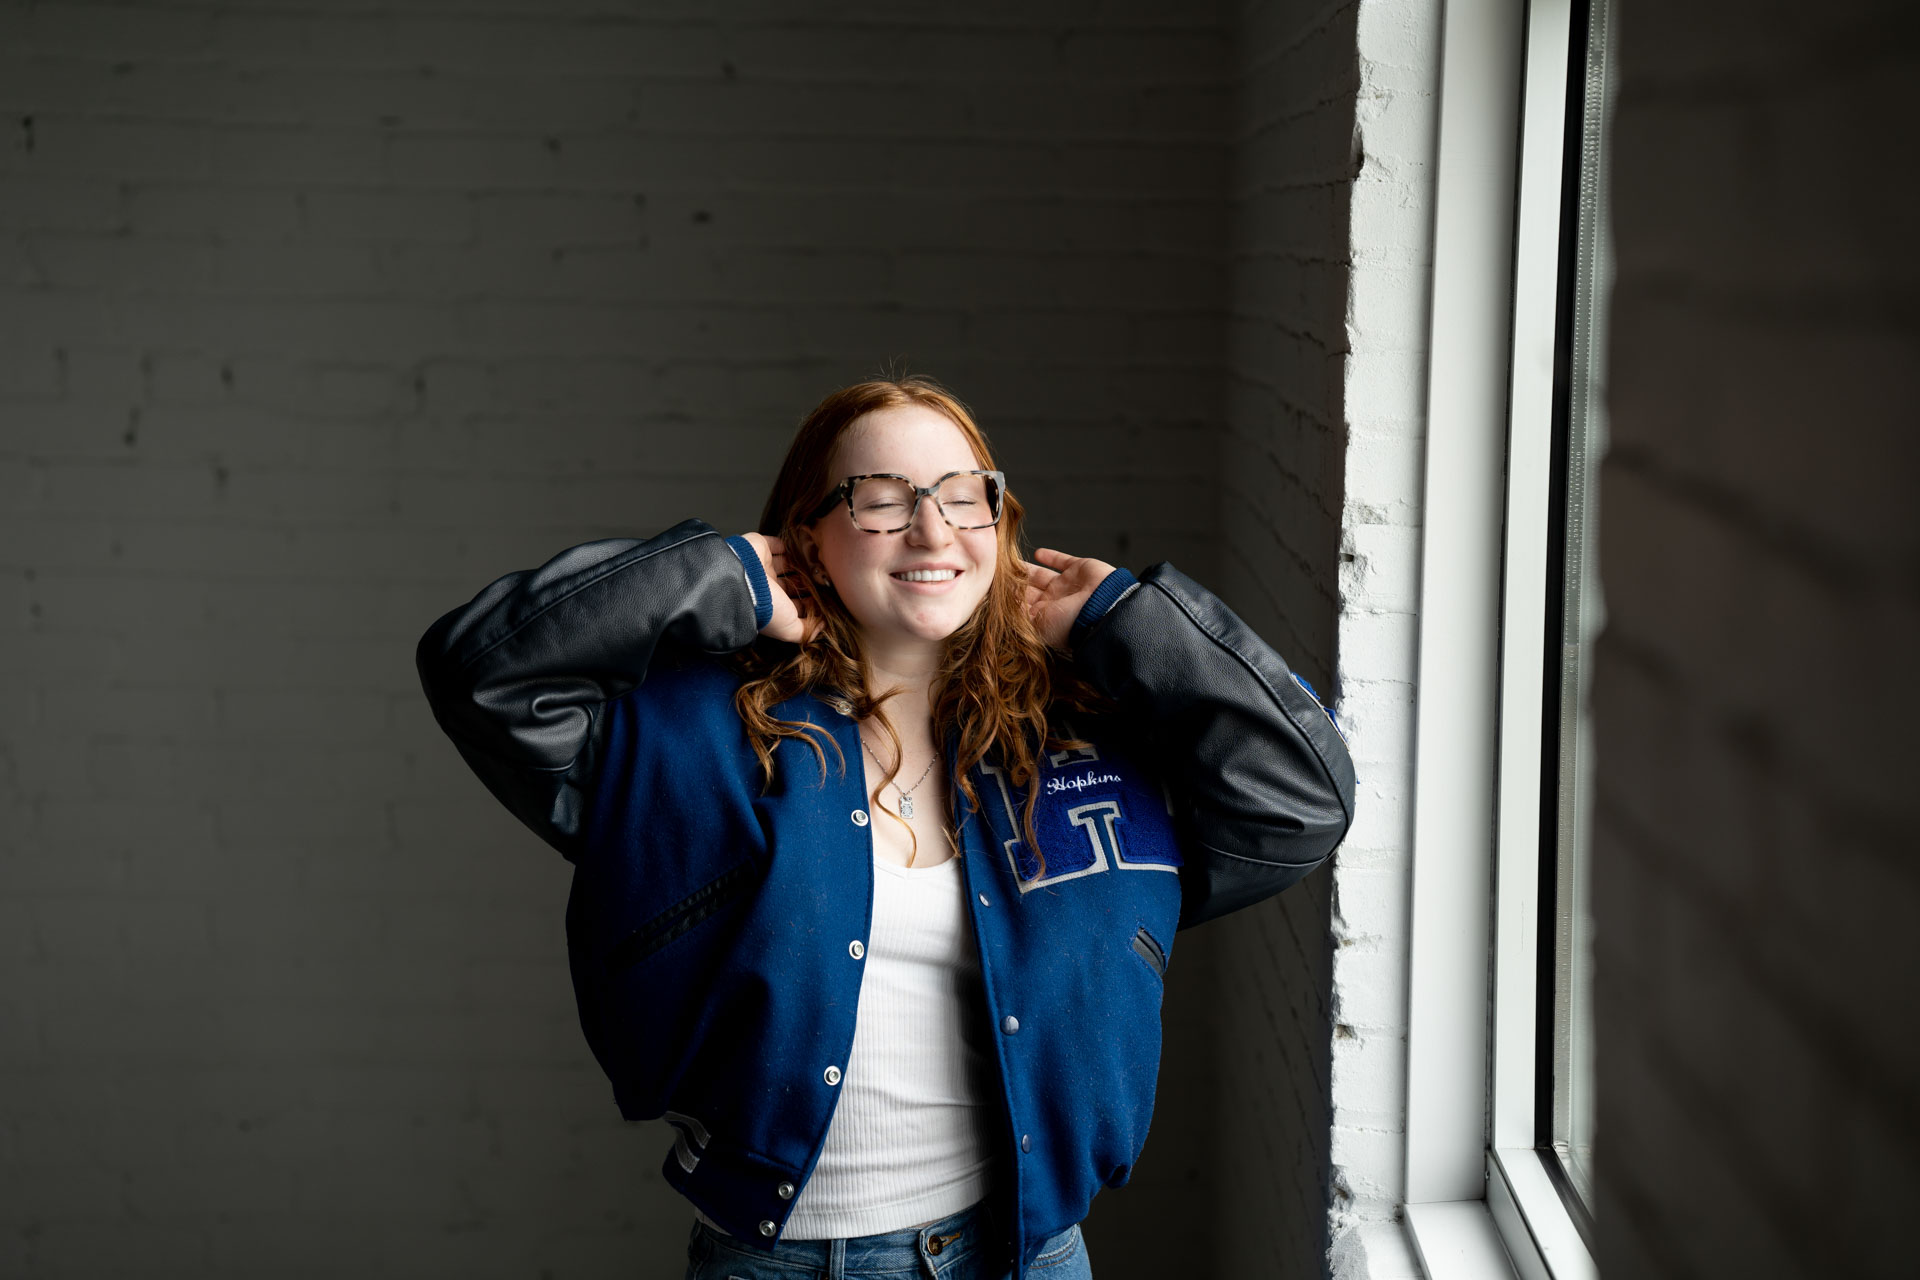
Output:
top-left (1065, 561), bottom-right (1357, 929)
top-left (414, 518), bottom-right (771, 860)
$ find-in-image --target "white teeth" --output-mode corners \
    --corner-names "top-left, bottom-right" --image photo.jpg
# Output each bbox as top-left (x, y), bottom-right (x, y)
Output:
top-left (894, 569), bottom-right (958, 582)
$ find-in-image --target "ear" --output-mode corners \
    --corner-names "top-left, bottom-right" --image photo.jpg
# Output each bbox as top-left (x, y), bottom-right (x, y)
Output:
top-left (789, 522), bottom-right (825, 579)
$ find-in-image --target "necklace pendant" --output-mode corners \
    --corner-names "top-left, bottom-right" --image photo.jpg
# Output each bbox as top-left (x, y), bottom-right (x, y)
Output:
top-left (898, 793), bottom-right (915, 819)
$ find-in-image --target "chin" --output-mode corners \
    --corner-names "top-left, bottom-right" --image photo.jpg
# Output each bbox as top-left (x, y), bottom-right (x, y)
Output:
top-left (899, 598), bottom-right (991, 643)
top-left (902, 614), bottom-right (971, 643)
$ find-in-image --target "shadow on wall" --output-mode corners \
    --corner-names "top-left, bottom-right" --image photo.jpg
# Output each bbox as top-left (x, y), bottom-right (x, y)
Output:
top-left (1083, 2), bottom-right (1367, 1278)
top-left (1593, 2), bottom-right (1920, 1276)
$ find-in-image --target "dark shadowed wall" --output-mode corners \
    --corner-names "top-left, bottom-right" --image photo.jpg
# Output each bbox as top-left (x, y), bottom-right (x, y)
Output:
top-left (1202, 1), bottom-right (1358, 1276)
top-left (1596, 2), bottom-right (1920, 1276)
top-left (1, 2), bottom-right (1243, 1276)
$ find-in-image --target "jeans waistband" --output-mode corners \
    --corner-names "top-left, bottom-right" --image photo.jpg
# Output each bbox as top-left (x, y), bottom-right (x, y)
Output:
top-left (693, 1196), bottom-right (1005, 1277)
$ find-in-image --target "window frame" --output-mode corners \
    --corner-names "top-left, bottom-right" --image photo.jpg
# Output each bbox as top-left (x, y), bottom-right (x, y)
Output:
top-left (1400, 0), bottom-right (1604, 1276)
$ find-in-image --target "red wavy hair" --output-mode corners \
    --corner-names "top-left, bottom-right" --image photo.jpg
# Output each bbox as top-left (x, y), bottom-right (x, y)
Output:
top-left (730, 374), bottom-right (1100, 874)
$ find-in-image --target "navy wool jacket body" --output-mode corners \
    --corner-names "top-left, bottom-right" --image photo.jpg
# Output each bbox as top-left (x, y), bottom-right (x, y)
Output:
top-left (415, 518), bottom-right (1356, 1279)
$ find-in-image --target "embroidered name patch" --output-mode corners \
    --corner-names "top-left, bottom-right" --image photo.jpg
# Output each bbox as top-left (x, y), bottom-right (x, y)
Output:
top-left (976, 747), bottom-right (1182, 892)
top-left (1045, 770), bottom-right (1123, 796)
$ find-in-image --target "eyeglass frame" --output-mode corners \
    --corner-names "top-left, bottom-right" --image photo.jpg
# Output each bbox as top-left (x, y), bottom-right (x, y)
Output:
top-left (804, 469), bottom-right (1008, 532)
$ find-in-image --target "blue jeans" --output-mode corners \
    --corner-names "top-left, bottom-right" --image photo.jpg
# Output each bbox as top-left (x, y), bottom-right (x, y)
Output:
top-left (682, 1199), bottom-right (1091, 1280)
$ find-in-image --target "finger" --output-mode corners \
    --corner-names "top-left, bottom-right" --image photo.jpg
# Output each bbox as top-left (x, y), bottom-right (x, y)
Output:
top-left (1023, 560), bottom-right (1063, 588)
top-left (764, 535), bottom-right (785, 555)
top-left (1032, 547), bottom-right (1074, 567)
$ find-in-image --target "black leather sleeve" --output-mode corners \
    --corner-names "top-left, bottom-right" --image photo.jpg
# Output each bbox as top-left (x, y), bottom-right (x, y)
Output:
top-left (414, 518), bottom-right (760, 861)
top-left (1071, 563), bottom-right (1357, 929)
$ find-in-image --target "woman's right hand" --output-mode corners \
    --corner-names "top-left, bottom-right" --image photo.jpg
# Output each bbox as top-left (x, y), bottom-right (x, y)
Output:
top-left (739, 532), bottom-right (810, 643)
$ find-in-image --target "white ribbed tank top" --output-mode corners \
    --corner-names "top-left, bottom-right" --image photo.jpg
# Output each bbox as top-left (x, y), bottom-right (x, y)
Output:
top-left (698, 850), bottom-right (1002, 1239)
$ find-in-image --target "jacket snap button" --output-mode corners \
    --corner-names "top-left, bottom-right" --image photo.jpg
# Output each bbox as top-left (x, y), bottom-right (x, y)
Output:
top-left (978, 892), bottom-right (990, 907)
top-left (776, 1181), bottom-right (795, 1200)
top-left (1021, 1133), bottom-right (1032, 1153)
top-left (823, 1064), bottom-right (842, 1086)
top-left (1002, 1015), bottom-right (1020, 1034)
top-left (851, 809), bottom-right (869, 826)
top-left (759, 1219), bottom-right (777, 1237)
top-left (849, 939), bottom-right (865, 959)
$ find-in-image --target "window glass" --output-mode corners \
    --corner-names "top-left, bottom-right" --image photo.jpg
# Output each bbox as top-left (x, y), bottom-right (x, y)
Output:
top-left (1546, 0), bottom-right (1614, 1215)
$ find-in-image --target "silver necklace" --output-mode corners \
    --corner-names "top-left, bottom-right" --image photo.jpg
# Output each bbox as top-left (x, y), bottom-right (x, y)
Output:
top-left (859, 734), bottom-right (938, 818)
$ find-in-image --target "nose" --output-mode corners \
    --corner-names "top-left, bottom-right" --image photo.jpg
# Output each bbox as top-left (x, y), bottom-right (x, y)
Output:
top-left (907, 491), bottom-right (954, 548)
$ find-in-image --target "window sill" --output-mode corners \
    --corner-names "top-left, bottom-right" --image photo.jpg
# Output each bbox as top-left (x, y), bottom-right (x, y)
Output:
top-left (1403, 1200), bottom-right (1518, 1280)
top-left (1402, 1151), bottom-right (1596, 1280)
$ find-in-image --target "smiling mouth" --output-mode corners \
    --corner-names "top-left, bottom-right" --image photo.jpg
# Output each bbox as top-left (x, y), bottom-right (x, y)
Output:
top-left (892, 569), bottom-right (959, 582)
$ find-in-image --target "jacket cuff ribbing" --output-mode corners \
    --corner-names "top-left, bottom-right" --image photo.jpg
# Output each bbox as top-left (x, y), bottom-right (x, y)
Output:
top-left (723, 535), bottom-right (775, 632)
top-left (1070, 567), bottom-right (1139, 648)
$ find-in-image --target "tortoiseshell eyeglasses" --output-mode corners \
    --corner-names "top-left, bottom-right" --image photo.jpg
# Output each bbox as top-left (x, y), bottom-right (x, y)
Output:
top-left (805, 469), bottom-right (1006, 533)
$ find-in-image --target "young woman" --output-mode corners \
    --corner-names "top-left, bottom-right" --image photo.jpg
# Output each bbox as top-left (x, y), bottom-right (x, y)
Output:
top-left (416, 376), bottom-right (1355, 1280)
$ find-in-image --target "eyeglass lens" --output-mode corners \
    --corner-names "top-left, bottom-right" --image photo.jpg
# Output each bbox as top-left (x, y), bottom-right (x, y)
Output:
top-left (848, 474), bottom-right (1000, 531)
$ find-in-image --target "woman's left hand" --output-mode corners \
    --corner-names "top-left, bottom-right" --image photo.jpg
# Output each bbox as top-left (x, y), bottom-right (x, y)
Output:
top-left (1023, 546), bottom-right (1119, 650)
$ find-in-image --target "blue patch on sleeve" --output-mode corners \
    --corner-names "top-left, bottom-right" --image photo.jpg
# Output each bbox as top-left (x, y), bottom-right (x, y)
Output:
top-left (1290, 671), bottom-right (1346, 743)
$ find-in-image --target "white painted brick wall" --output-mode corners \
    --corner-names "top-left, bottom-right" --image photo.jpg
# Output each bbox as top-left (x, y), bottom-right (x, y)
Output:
top-left (1325, 1), bottom-right (1439, 1272)
top-left (0, 3), bottom-right (1236, 1276)
top-left (1596, 3), bottom-right (1920, 1276)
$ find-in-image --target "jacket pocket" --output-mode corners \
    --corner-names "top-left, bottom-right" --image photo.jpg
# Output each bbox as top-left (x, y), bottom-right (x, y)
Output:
top-left (1130, 924), bottom-right (1167, 978)
top-left (605, 861), bottom-right (757, 976)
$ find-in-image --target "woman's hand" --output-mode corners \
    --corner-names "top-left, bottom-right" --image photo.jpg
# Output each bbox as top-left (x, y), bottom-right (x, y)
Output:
top-left (739, 532), bottom-right (811, 643)
top-left (1023, 546), bottom-right (1118, 650)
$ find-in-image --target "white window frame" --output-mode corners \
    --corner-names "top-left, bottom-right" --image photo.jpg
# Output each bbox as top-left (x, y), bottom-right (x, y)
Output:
top-left (1399, 1), bottom-right (1600, 1277)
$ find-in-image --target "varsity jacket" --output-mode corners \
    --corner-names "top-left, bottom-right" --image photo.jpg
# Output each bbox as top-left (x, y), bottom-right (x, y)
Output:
top-left (415, 518), bottom-right (1356, 1279)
